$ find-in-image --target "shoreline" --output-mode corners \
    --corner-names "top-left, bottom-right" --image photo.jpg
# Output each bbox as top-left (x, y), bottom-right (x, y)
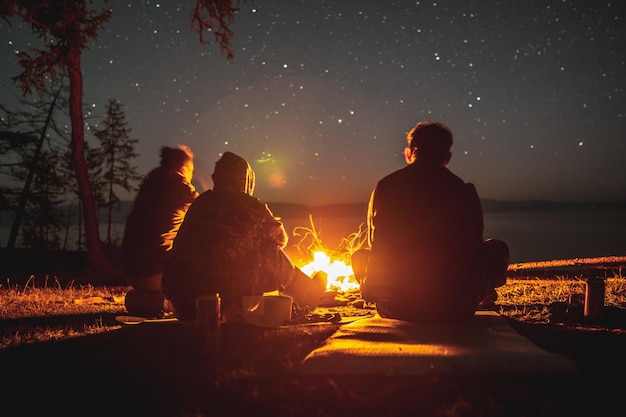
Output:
top-left (1, 247), bottom-right (624, 287)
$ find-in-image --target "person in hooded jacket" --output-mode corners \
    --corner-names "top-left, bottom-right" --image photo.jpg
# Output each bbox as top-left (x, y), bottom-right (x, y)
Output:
top-left (121, 145), bottom-right (199, 317)
top-left (162, 151), bottom-right (327, 322)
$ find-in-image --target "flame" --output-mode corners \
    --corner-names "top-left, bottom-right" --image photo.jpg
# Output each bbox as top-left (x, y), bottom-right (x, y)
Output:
top-left (299, 251), bottom-right (360, 293)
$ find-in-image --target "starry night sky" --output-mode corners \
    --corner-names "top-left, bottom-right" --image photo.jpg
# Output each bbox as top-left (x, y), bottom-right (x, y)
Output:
top-left (1, 0), bottom-right (625, 206)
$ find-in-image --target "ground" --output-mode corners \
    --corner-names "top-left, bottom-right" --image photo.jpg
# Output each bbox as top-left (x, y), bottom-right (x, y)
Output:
top-left (2, 301), bottom-right (625, 417)
top-left (2, 252), bottom-right (626, 416)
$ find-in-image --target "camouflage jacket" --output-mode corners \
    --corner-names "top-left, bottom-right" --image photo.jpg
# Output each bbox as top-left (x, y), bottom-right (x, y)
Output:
top-left (162, 189), bottom-right (288, 307)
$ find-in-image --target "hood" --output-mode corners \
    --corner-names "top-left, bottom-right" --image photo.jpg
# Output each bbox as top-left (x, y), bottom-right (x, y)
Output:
top-left (212, 151), bottom-right (255, 195)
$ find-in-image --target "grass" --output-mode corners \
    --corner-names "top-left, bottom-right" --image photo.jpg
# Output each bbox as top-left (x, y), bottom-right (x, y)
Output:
top-left (2, 273), bottom-right (625, 350)
top-left (0, 276), bottom-right (127, 348)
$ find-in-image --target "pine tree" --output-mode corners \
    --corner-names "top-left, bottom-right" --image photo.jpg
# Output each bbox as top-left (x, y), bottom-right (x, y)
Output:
top-left (0, 1), bottom-right (113, 282)
top-left (0, 79), bottom-right (72, 250)
top-left (91, 99), bottom-right (142, 246)
top-left (18, 148), bottom-right (66, 250)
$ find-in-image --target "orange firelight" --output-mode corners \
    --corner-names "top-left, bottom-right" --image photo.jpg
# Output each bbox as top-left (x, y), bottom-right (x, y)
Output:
top-left (299, 251), bottom-right (360, 293)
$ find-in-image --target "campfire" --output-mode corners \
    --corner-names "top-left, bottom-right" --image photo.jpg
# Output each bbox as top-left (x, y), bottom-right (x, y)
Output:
top-left (291, 215), bottom-right (367, 294)
top-left (299, 251), bottom-right (360, 293)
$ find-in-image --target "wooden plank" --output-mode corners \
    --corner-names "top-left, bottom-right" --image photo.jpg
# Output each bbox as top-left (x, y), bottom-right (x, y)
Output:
top-left (508, 256), bottom-right (626, 271)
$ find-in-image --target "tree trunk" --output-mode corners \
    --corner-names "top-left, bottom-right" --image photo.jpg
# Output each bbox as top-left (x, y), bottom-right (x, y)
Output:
top-left (67, 48), bottom-right (110, 283)
top-left (107, 148), bottom-right (114, 245)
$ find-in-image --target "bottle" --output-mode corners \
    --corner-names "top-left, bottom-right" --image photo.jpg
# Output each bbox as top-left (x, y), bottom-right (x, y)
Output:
top-left (196, 293), bottom-right (221, 354)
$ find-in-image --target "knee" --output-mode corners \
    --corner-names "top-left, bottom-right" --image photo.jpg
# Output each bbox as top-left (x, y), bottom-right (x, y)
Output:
top-left (166, 294), bottom-right (197, 321)
top-left (351, 248), bottom-right (370, 265)
top-left (124, 289), bottom-right (165, 318)
top-left (350, 248), bottom-right (371, 284)
top-left (484, 239), bottom-right (510, 264)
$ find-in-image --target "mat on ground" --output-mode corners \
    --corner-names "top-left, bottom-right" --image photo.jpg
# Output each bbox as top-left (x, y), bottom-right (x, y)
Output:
top-left (115, 315), bottom-right (180, 325)
top-left (298, 311), bottom-right (578, 376)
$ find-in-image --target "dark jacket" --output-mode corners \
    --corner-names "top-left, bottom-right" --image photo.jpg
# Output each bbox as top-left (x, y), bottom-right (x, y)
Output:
top-left (121, 167), bottom-right (198, 278)
top-left (363, 160), bottom-right (484, 320)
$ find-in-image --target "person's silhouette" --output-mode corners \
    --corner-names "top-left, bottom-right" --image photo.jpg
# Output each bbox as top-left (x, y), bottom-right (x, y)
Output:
top-left (351, 121), bottom-right (509, 322)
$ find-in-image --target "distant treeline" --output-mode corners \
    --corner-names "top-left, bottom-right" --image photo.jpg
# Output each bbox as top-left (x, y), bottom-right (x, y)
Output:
top-left (1, 199), bottom-right (625, 227)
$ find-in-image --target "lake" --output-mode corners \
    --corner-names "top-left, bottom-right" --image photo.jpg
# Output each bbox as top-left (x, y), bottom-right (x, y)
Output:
top-left (1, 203), bottom-right (624, 264)
top-left (277, 207), bottom-right (626, 264)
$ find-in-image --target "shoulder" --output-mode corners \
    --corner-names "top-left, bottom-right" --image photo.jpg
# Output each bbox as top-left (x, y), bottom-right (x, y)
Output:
top-left (376, 165), bottom-right (411, 187)
top-left (194, 189), bottom-right (213, 199)
top-left (143, 167), bottom-right (183, 187)
top-left (195, 190), bottom-right (259, 205)
top-left (146, 166), bottom-right (167, 180)
top-left (464, 182), bottom-right (480, 202)
top-left (448, 170), bottom-right (478, 197)
top-left (440, 169), bottom-right (480, 204)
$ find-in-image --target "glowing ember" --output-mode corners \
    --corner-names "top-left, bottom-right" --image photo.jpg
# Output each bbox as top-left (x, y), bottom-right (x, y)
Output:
top-left (300, 251), bottom-right (360, 293)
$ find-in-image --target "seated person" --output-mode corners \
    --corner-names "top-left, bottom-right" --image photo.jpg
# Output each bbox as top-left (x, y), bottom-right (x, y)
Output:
top-left (351, 121), bottom-right (509, 323)
top-left (162, 151), bottom-right (326, 322)
top-left (121, 145), bottom-right (198, 317)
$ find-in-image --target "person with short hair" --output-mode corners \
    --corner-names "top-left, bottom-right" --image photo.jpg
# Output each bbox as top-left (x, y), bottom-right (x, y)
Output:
top-left (162, 151), bottom-right (326, 322)
top-left (351, 121), bottom-right (509, 323)
top-left (121, 145), bottom-right (199, 317)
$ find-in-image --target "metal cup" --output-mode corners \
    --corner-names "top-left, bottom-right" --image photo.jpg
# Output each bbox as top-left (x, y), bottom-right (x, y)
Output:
top-left (196, 293), bottom-right (221, 332)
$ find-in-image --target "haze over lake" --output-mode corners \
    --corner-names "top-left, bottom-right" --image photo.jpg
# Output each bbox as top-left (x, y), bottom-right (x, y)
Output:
top-left (274, 201), bottom-right (626, 264)
top-left (2, 200), bottom-right (624, 265)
